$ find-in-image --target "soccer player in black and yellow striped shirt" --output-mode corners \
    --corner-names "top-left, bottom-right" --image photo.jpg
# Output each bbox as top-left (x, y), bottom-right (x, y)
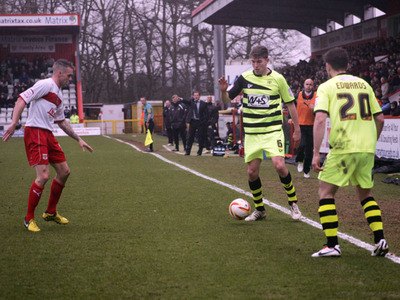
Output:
top-left (218, 45), bottom-right (302, 221)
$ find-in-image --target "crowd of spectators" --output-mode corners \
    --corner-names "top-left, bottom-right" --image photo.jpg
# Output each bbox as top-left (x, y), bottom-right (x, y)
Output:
top-left (281, 34), bottom-right (400, 116)
top-left (0, 56), bottom-right (55, 108)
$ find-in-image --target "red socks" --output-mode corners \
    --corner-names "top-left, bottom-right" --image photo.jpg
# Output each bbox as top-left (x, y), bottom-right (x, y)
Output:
top-left (25, 181), bottom-right (44, 222)
top-left (25, 179), bottom-right (65, 221)
top-left (46, 179), bottom-right (65, 215)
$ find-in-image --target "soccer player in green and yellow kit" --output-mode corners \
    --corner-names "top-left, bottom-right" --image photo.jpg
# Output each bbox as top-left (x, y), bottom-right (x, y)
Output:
top-left (218, 45), bottom-right (302, 221)
top-left (312, 47), bottom-right (388, 257)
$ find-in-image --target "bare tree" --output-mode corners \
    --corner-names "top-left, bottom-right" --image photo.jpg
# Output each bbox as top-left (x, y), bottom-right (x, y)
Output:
top-left (226, 26), bottom-right (308, 67)
top-left (0, 0), bottom-right (309, 103)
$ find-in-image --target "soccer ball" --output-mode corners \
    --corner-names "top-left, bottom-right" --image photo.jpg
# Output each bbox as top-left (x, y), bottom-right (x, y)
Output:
top-left (229, 198), bottom-right (251, 220)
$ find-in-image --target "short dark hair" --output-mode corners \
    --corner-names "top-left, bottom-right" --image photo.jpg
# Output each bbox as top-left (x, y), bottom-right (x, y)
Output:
top-left (193, 90), bottom-right (200, 95)
top-left (323, 47), bottom-right (349, 71)
top-left (53, 59), bottom-right (74, 70)
top-left (250, 46), bottom-right (269, 59)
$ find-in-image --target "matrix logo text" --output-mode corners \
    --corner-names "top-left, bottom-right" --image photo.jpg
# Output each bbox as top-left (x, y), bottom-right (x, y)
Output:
top-left (0, 15), bottom-right (78, 27)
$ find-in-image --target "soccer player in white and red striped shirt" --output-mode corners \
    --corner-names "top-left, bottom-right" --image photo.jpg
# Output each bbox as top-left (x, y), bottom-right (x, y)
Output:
top-left (2, 59), bottom-right (93, 232)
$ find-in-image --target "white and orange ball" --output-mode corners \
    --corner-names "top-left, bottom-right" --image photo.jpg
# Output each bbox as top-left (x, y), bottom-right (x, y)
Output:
top-left (229, 198), bottom-right (251, 220)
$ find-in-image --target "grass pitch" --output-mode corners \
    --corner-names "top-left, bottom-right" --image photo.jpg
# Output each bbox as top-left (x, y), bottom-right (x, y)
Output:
top-left (0, 135), bottom-right (399, 299)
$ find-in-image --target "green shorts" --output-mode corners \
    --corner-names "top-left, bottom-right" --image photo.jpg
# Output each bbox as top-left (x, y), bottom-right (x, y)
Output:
top-left (244, 131), bottom-right (285, 163)
top-left (318, 152), bottom-right (375, 188)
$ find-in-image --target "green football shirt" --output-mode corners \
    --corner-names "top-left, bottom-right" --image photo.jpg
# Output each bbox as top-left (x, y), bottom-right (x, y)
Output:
top-left (229, 69), bottom-right (295, 135)
top-left (315, 74), bottom-right (382, 154)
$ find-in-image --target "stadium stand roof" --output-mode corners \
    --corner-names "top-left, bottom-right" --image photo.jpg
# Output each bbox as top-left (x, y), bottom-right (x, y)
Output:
top-left (192, 0), bottom-right (393, 36)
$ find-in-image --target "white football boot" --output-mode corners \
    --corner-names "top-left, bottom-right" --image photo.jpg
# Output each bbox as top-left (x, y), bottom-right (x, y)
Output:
top-left (244, 210), bottom-right (266, 221)
top-left (371, 239), bottom-right (389, 257)
top-left (312, 245), bottom-right (341, 257)
top-left (290, 203), bottom-right (302, 220)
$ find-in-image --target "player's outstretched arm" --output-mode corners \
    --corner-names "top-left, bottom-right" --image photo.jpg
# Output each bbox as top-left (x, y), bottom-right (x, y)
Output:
top-left (56, 119), bottom-right (94, 152)
top-left (2, 97), bottom-right (26, 142)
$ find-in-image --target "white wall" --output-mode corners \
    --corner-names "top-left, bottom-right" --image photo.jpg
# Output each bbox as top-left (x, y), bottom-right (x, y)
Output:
top-left (102, 104), bottom-right (124, 120)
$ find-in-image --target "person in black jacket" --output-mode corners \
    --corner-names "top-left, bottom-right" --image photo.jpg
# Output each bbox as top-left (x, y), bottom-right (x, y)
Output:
top-left (205, 95), bottom-right (219, 152)
top-left (170, 95), bottom-right (187, 151)
top-left (184, 91), bottom-right (208, 156)
top-left (163, 100), bottom-right (173, 145)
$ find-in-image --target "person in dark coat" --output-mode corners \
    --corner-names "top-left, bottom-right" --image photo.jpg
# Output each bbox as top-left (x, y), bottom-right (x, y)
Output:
top-left (163, 100), bottom-right (173, 145)
top-left (170, 95), bottom-right (187, 151)
top-left (205, 95), bottom-right (219, 152)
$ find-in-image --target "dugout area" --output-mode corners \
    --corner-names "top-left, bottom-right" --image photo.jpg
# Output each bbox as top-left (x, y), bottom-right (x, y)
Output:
top-left (0, 14), bottom-right (84, 121)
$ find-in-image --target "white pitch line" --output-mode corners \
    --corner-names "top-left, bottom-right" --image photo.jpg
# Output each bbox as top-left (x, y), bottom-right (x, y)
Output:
top-left (162, 144), bottom-right (184, 155)
top-left (106, 135), bottom-right (400, 265)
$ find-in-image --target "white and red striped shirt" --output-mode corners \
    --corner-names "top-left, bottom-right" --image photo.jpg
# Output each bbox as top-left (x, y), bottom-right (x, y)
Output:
top-left (20, 78), bottom-right (65, 132)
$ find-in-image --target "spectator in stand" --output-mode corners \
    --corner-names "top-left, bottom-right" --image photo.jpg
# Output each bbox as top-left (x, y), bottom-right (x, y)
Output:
top-left (295, 79), bottom-right (316, 179)
top-left (4, 68), bottom-right (13, 83)
top-left (371, 75), bottom-right (380, 91)
top-left (19, 71), bottom-right (30, 85)
top-left (14, 82), bottom-right (22, 96)
top-left (21, 82), bottom-right (28, 93)
top-left (13, 65), bottom-right (21, 80)
top-left (0, 92), bottom-right (6, 108)
top-left (361, 70), bottom-right (372, 85)
top-left (391, 67), bottom-right (400, 90)
top-left (375, 86), bottom-right (383, 100)
top-left (380, 96), bottom-right (392, 116)
top-left (64, 106), bottom-right (71, 119)
top-left (70, 110), bottom-right (79, 124)
top-left (390, 101), bottom-right (400, 116)
top-left (0, 81), bottom-right (7, 95)
top-left (170, 95), bottom-right (187, 152)
top-left (5, 93), bottom-right (13, 108)
top-left (381, 76), bottom-right (390, 101)
top-left (163, 100), bottom-right (173, 146)
top-left (31, 65), bottom-right (41, 79)
top-left (10, 91), bottom-right (18, 107)
top-left (205, 95), bottom-right (219, 153)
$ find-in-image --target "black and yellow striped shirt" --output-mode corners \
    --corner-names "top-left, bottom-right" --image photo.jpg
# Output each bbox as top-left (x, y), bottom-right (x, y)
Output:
top-left (228, 69), bottom-right (295, 135)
